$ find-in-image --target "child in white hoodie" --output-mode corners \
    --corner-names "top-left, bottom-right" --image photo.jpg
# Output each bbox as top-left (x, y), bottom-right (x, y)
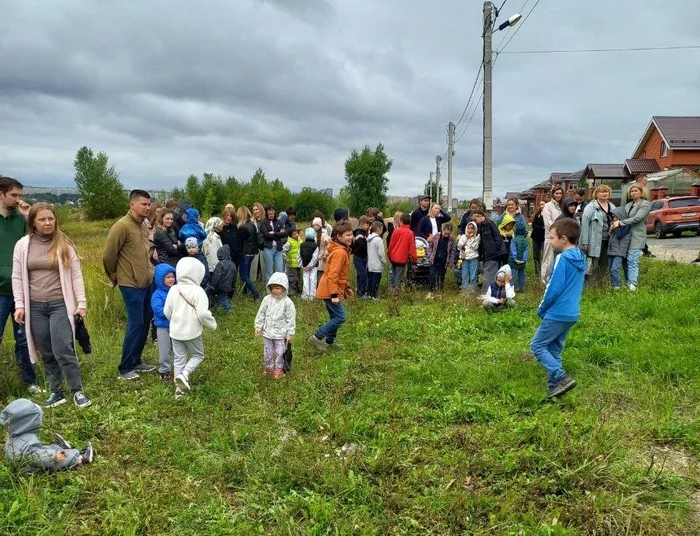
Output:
top-left (457, 221), bottom-right (480, 292)
top-left (164, 257), bottom-right (217, 398)
top-left (254, 272), bottom-right (296, 378)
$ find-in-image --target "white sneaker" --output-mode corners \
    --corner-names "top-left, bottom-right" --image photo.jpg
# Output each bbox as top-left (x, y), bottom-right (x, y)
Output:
top-left (628, 284), bottom-right (637, 292)
top-left (175, 374), bottom-right (190, 393)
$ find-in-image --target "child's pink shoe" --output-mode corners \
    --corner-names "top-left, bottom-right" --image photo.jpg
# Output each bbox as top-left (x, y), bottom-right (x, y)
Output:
top-left (263, 368), bottom-right (272, 376)
top-left (273, 369), bottom-right (284, 379)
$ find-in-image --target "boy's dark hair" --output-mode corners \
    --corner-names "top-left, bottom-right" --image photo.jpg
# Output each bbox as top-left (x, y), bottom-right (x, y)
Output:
top-left (358, 215), bottom-right (371, 226)
top-left (442, 222), bottom-right (453, 232)
top-left (400, 213), bottom-right (411, 224)
top-left (333, 220), bottom-right (353, 236)
top-left (0, 176), bottom-right (23, 194)
top-left (290, 227), bottom-right (300, 235)
top-left (551, 219), bottom-right (580, 243)
top-left (165, 199), bottom-right (178, 209)
top-left (286, 207), bottom-right (296, 216)
top-left (576, 189), bottom-right (587, 197)
top-left (370, 220), bottom-right (384, 233)
top-left (367, 207), bottom-right (380, 218)
top-left (129, 189), bottom-right (151, 201)
top-left (264, 203), bottom-right (276, 213)
top-left (471, 209), bottom-right (487, 218)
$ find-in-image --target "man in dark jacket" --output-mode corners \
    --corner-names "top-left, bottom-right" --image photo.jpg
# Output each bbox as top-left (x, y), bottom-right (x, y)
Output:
top-left (471, 209), bottom-right (507, 292)
top-left (410, 195), bottom-right (431, 234)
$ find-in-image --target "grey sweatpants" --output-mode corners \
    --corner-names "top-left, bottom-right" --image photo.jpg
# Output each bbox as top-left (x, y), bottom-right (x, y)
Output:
top-left (389, 264), bottom-right (406, 290)
top-left (30, 300), bottom-right (83, 395)
top-left (156, 327), bottom-right (173, 374)
top-left (482, 298), bottom-right (516, 312)
top-left (172, 336), bottom-right (204, 381)
top-left (263, 337), bottom-right (285, 370)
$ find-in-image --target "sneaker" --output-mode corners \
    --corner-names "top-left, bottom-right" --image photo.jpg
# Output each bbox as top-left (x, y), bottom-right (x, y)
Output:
top-left (160, 373), bottom-right (172, 382)
top-left (326, 341), bottom-right (344, 350)
top-left (27, 384), bottom-right (45, 395)
top-left (80, 442), bottom-right (94, 464)
top-left (44, 392), bottom-right (66, 408)
top-left (54, 433), bottom-right (72, 450)
top-left (118, 370), bottom-right (140, 381)
top-left (175, 389), bottom-right (188, 399)
top-left (612, 286), bottom-right (621, 290)
top-left (308, 335), bottom-right (327, 352)
top-left (73, 391), bottom-right (92, 409)
top-left (134, 363), bottom-right (156, 373)
top-left (263, 368), bottom-right (273, 376)
top-left (273, 369), bottom-right (284, 379)
top-left (548, 375), bottom-right (577, 399)
top-left (175, 373), bottom-right (190, 393)
top-left (628, 284), bottom-right (637, 292)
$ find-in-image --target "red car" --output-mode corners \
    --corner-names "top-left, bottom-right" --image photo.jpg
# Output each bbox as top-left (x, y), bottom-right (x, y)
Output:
top-left (646, 196), bottom-right (700, 238)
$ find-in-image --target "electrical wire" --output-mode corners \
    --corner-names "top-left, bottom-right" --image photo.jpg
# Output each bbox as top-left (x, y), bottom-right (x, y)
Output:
top-left (454, 92), bottom-right (483, 145)
top-left (495, 0), bottom-right (541, 60)
top-left (493, 0), bottom-right (529, 52)
top-left (454, 63), bottom-right (483, 129)
top-left (499, 44), bottom-right (700, 54)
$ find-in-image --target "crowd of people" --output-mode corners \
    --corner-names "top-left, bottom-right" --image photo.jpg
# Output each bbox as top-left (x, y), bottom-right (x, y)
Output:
top-left (0, 174), bottom-right (654, 473)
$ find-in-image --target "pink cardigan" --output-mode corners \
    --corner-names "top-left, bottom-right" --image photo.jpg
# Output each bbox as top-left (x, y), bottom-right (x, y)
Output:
top-left (12, 235), bottom-right (87, 363)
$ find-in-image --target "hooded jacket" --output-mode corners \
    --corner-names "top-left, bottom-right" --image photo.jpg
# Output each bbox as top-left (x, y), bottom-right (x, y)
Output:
top-left (477, 218), bottom-right (507, 262)
top-left (316, 240), bottom-right (352, 300)
top-left (556, 198), bottom-right (578, 221)
top-left (457, 222), bottom-right (481, 260)
top-left (151, 263), bottom-right (175, 329)
top-left (172, 200), bottom-right (193, 235)
top-left (299, 237), bottom-right (319, 268)
top-left (210, 245), bottom-right (237, 294)
top-left (367, 233), bottom-right (387, 273)
top-left (498, 213), bottom-right (516, 238)
top-left (164, 257), bottom-right (217, 341)
top-left (509, 223), bottom-right (530, 267)
top-left (608, 207), bottom-right (632, 258)
top-left (254, 272), bottom-right (296, 339)
top-left (1, 398), bottom-right (81, 472)
top-left (387, 223), bottom-right (418, 266)
top-left (485, 265), bottom-right (516, 304)
top-left (178, 208), bottom-right (206, 247)
top-left (203, 217), bottom-right (224, 271)
top-left (538, 247), bottom-right (586, 322)
top-left (0, 208), bottom-right (27, 296)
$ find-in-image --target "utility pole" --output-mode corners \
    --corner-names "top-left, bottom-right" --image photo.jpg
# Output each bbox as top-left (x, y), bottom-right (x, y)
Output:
top-left (435, 155), bottom-right (442, 205)
top-left (447, 121), bottom-right (455, 212)
top-left (429, 171), bottom-right (434, 202)
top-left (482, 1), bottom-right (494, 210)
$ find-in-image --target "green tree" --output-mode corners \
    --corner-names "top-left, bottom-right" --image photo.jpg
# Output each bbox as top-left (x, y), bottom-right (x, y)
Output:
top-left (385, 200), bottom-right (414, 217)
top-left (269, 178), bottom-right (294, 212)
top-left (73, 146), bottom-right (128, 221)
top-left (170, 187), bottom-right (185, 201)
top-left (185, 175), bottom-right (203, 209)
top-left (577, 175), bottom-right (589, 189)
top-left (245, 168), bottom-right (271, 207)
top-left (423, 178), bottom-right (443, 203)
top-left (344, 143), bottom-right (392, 217)
top-left (294, 188), bottom-right (335, 222)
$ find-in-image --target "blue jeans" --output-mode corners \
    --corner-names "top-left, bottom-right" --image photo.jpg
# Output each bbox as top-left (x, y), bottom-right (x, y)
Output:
top-left (239, 255), bottom-right (260, 299)
top-left (315, 299), bottom-right (347, 344)
top-left (353, 256), bottom-right (368, 296)
top-left (367, 271), bottom-right (382, 298)
top-left (216, 293), bottom-right (231, 312)
top-left (0, 294), bottom-right (36, 385)
top-left (461, 258), bottom-right (479, 290)
top-left (263, 248), bottom-right (284, 286)
top-left (627, 249), bottom-right (642, 285)
top-left (530, 318), bottom-right (576, 390)
top-left (118, 285), bottom-right (153, 374)
top-left (609, 256), bottom-right (625, 287)
top-left (512, 264), bottom-right (526, 291)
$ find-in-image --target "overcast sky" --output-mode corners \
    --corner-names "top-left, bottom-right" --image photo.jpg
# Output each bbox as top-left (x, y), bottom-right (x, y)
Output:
top-left (1, 0), bottom-right (699, 199)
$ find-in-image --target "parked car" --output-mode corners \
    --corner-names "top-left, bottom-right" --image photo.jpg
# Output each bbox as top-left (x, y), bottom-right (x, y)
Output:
top-left (646, 196), bottom-right (700, 238)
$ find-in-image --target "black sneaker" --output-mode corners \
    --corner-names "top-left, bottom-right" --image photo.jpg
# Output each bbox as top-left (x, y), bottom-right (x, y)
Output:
top-left (118, 370), bottom-right (140, 381)
top-left (81, 442), bottom-right (94, 464)
top-left (134, 363), bottom-right (156, 373)
top-left (548, 375), bottom-right (577, 398)
top-left (44, 392), bottom-right (67, 408)
top-left (73, 391), bottom-right (92, 409)
top-left (54, 433), bottom-right (72, 450)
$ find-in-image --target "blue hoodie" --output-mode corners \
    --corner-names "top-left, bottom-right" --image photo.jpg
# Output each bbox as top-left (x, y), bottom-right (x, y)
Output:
top-left (178, 208), bottom-right (207, 247)
top-left (151, 263), bottom-right (176, 328)
top-left (538, 247), bottom-right (587, 322)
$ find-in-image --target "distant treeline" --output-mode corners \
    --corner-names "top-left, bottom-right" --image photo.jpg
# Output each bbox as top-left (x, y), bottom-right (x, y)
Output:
top-left (26, 192), bottom-right (81, 205)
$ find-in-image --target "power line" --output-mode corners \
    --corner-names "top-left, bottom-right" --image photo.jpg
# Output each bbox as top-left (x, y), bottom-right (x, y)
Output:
top-left (499, 44), bottom-right (700, 54)
top-left (493, 0), bottom-right (529, 52)
top-left (454, 63), bottom-right (483, 128)
top-left (454, 92), bottom-right (483, 145)
top-left (495, 0), bottom-right (541, 58)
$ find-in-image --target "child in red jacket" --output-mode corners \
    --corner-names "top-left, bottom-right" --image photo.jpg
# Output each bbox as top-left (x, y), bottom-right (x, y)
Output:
top-left (387, 213), bottom-right (418, 291)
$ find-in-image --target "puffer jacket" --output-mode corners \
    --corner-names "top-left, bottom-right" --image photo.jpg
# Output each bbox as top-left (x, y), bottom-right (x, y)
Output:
top-left (203, 217), bottom-right (223, 272)
top-left (210, 245), bottom-right (237, 294)
top-left (254, 272), bottom-right (296, 339)
top-left (151, 263), bottom-right (176, 328)
top-left (178, 208), bottom-right (206, 247)
top-left (316, 240), bottom-right (351, 300)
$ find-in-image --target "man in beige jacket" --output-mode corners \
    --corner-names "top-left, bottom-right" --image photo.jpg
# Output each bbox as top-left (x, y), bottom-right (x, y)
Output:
top-left (103, 189), bottom-right (156, 380)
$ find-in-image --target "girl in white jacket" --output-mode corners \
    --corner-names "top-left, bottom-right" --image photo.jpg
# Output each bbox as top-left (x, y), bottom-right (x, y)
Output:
top-left (254, 272), bottom-right (296, 378)
top-left (164, 257), bottom-right (217, 398)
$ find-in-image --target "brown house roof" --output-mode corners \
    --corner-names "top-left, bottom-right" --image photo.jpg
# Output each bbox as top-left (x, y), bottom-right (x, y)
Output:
top-left (584, 164), bottom-right (629, 179)
top-left (632, 116), bottom-right (700, 157)
top-left (549, 172), bottom-right (572, 182)
top-left (625, 158), bottom-right (661, 175)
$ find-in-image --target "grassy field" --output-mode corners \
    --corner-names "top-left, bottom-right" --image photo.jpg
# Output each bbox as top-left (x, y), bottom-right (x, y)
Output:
top-left (1, 219), bottom-right (699, 535)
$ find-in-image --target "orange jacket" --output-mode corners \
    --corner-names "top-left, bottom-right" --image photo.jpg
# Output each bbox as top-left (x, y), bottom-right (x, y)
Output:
top-left (316, 240), bottom-right (351, 300)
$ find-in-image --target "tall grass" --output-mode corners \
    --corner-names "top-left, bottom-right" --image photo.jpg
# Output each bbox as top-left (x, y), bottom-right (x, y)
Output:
top-left (0, 219), bottom-right (698, 535)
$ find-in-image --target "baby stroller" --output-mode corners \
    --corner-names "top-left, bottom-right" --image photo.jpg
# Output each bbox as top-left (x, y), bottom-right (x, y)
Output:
top-left (407, 236), bottom-right (432, 288)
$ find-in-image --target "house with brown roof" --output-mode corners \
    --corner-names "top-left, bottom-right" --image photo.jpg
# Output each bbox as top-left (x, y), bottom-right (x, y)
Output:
top-left (631, 116), bottom-right (700, 171)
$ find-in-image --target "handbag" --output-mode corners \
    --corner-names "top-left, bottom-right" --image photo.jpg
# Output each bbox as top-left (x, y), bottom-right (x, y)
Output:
top-left (282, 342), bottom-right (293, 373)
top-left (74, 314), bottom-right (92, 354)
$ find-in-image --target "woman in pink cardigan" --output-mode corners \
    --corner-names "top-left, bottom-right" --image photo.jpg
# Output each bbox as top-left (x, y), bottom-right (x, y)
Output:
top-left (12, 203), bottom-right (91, 409)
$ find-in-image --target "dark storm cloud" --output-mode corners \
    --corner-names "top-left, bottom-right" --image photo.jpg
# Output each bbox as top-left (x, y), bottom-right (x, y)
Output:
top-left (1, 0), bottom-right (699, 200)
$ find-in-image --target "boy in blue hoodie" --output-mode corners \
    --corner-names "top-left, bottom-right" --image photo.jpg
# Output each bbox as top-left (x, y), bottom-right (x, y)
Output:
top-left (151, 264), bottom-right (176, 381)
top-left (530, 219), bottom-right (586, 398)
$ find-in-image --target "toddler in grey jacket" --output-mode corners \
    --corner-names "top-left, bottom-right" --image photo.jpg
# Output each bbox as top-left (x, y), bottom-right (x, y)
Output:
top-left (1, 398), bottom-right (94, 474)
top-left (254, 272), bottom-right (296, 378)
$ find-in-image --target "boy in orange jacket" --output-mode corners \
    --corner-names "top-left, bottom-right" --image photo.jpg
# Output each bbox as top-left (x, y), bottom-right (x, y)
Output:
top-left (308, 221), bottom-right (354, 352)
